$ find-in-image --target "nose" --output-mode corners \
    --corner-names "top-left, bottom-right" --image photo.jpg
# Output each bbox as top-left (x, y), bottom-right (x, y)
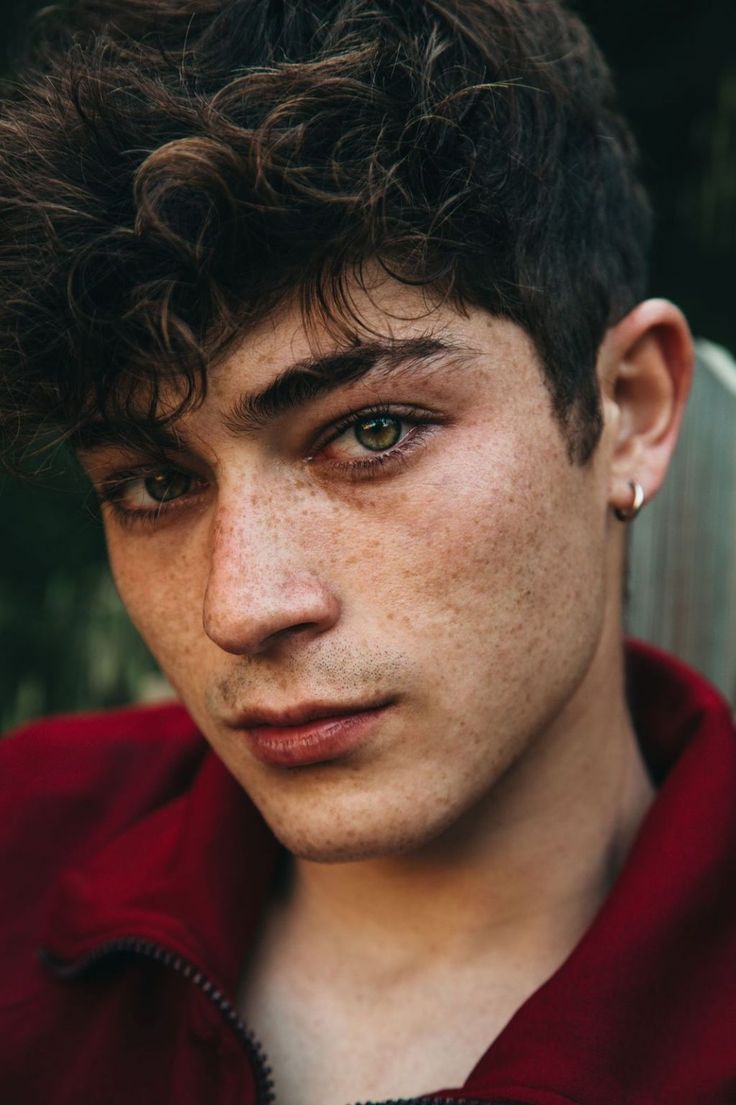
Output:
top-left (202, 498), bottom-right (340, 656)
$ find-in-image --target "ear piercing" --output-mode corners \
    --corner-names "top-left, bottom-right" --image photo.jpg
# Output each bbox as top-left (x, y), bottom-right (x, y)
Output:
top-left (614, 480), bottom-right (645, 522)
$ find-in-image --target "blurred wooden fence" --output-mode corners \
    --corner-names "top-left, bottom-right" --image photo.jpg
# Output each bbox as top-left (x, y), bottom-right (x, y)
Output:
top-left (628, 339), bottom-right (736, 705)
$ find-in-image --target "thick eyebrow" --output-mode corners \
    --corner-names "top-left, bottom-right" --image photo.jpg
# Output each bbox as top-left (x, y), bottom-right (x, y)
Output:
top-left (222, 335), bottom-right (470, 435)
top-left (74, 335), bottom-right (471, 455)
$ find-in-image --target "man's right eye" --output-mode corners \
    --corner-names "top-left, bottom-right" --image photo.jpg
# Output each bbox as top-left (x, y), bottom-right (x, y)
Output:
top-left (137, 471), bottom-right (194, 504)
top-left (98, 467), bottom-right (202, 525)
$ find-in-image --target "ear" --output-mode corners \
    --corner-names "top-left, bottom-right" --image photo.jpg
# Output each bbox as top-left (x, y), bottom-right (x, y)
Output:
top-left (598, 299), bottom-right (694, 516)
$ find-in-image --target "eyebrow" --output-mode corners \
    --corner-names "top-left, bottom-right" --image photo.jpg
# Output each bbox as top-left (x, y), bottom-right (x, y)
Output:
top-left (75, 334), bottom-right (470, 455)
top-left (221, 335), bottom-right (468, 435)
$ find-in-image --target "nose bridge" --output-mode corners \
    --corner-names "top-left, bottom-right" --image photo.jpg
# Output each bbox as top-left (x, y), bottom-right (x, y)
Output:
top-left (212, 479), bottom-right (279, 575)
top-left (202, 478), bottom-right (339, 655)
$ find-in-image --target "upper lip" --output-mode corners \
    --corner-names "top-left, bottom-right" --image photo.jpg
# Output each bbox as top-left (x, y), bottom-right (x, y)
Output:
top-left (225, 699), bottom-right (393, 730)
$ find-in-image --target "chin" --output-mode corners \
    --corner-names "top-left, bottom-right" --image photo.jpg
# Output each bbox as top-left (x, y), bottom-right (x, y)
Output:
top-left (220, 734), bottom-right (513, 865)
top-left (255, 787), bottom-right (467, 864)
top-left (271, 828), bottom-right (429, 865)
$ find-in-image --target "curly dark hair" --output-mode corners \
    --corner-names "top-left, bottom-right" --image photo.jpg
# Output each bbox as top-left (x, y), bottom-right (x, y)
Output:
top-left (0, 0), bottom-right (651, 468)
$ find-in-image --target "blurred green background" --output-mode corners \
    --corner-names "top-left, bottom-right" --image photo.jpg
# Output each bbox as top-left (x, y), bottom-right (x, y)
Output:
top-left (2, 0), bottom-right (735, 730)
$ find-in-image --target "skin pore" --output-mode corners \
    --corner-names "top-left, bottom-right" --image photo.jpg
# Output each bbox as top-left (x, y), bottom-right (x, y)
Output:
top-left (81, 280), bottom-right (692, 1105)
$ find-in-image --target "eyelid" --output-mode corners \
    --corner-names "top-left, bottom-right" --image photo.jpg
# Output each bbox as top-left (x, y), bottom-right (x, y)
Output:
top-left (95, 448), bottom-right (210, 485)
top-left (97, 462), bottom-right (163, 489)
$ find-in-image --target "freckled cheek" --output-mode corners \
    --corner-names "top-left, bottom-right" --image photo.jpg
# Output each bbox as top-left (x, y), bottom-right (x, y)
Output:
top-left (106, 533), bottom-right (206, 660)
top-left (341, 446), bottom-right (556, 619)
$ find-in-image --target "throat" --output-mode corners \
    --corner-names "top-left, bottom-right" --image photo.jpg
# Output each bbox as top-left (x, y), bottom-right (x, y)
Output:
top-left (236, 934), bottom-right (555, 1105)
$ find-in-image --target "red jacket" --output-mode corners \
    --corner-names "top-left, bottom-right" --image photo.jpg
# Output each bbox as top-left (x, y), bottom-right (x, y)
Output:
top-left (2, 641), bottom-right (735, 1105)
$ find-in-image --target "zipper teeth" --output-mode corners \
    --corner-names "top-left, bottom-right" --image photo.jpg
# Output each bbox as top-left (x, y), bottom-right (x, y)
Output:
top-left (41, 937), bottom-right (276, 1105)
top-left (42, 942), bottom-right (517, 1105)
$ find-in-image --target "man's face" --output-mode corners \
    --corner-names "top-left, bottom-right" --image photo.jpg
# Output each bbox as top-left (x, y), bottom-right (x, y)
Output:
top-left (86, 281), bottom-right (617, 862)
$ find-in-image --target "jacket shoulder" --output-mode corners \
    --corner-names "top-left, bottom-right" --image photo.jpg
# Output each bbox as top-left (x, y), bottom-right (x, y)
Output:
top-left (1, 702), bottom-right (207, 920)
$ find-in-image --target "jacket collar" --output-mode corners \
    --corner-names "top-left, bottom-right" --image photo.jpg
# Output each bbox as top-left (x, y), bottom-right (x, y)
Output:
top-left (459, 641), bottom-right (736, 1104)
top-left (43, 743), bottom-right (279, 994)
top-left (43, 642), bottom-right (736, 1103)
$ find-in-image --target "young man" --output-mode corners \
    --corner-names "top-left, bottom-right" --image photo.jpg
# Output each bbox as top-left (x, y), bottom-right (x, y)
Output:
top-left (1, 2), bottom-right (734, 1104)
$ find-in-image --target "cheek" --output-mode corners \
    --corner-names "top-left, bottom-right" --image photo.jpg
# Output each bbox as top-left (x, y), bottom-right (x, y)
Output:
top-left (106, 528), bottom-right (206, 678)
top-left (348, 425), bottom-right (607, 729)
top-left (350, 425), bottom-right (569, 619)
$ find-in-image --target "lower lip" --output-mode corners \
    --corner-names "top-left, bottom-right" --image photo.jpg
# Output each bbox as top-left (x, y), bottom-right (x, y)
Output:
top-left (241, 706), bottom-right (390, 768)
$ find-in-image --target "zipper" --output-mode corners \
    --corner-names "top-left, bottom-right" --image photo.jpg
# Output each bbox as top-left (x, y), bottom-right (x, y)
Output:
top-left (41, 938), bottom-right (519, 1105)
top-left (41, 936), bottom-right (276, 1105)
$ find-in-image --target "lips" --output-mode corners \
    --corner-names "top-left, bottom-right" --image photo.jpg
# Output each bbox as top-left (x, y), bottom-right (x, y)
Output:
top-left (225, 699), bottom-right (394, 768)
top-left (228, 699), bottom-right (390, 730)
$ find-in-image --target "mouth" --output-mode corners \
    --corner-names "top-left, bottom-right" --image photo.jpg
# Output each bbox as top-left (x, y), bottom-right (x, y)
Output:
top-left (224, 698), bottom-right (395, 768)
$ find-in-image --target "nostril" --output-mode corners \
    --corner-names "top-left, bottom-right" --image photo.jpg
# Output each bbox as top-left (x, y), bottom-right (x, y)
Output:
top-left (263, 622), bottom-right (318, 647)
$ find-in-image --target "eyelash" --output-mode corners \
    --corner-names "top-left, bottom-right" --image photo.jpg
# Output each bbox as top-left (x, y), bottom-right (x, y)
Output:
top-left (97, 403), bottom-right (436, 529)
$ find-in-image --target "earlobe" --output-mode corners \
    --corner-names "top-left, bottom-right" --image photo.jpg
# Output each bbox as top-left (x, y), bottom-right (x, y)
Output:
top-left (602, 299), bottom-right (694, 519)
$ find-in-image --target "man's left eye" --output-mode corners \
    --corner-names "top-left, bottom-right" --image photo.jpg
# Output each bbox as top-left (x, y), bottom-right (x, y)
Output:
top-left (352, 416), bottom-right (404, 452)
top-left (328, 414), bottom-right (409, 458)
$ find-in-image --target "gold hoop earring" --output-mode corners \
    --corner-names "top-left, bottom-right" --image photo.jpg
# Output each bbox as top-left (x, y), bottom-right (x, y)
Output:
top-left (614, 480), bottom-right (645, 523)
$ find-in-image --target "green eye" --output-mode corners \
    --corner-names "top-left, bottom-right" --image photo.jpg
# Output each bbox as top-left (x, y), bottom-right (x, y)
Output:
top-left (354, 416), bottom-right (403, 452)
top-left (143, 471), bottom-right (193, 503)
